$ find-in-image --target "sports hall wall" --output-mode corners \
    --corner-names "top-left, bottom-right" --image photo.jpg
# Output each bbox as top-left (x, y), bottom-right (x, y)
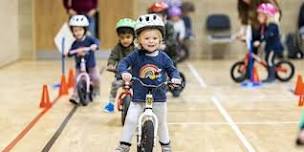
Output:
top-left (1, 0), bottom-right (303, 67)
top-left (0, 0), bottom-right (19, 67)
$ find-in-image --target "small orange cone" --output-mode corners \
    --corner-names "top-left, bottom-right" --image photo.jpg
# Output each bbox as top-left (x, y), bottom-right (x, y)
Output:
top-left (59, 74), bottom-right (68, 96)
top-left (299, 95), bottom-right (304, 107)
top-left (295, 75), bottom-right (304, 95)
top-left (252, 67), bottom-right (260, 83)
top-left (40, 85), bottom-right (52, 109)
top-left (67, 69), bottom-right (75, 89)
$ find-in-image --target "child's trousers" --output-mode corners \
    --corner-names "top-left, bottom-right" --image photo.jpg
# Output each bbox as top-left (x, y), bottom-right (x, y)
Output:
top-left (119, 102), bottom-right (170, 145)
top-left (109, 79), bottom-right (123, 102)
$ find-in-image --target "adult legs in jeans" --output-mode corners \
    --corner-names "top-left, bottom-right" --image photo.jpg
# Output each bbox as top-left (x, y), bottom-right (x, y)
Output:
top-left (87, 16), bottom-right (96, 37)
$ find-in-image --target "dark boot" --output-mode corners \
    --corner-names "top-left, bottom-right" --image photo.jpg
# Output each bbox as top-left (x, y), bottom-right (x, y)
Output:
top-left (263, 66), bottom-right (276, 83)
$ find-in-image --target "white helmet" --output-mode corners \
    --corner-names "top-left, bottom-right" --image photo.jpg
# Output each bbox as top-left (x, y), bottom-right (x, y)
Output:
top-left (135, 14), bottom-right (165, 36)
top-left (69, 15), bottom-right (89, 27)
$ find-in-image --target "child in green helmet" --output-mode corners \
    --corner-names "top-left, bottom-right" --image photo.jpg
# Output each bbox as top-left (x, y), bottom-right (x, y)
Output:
top-left (103, 18), bottom-right (136, 113)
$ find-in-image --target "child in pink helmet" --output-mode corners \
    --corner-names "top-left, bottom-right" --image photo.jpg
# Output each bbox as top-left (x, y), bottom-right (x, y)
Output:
top-left (254, 3), bottom-right (283, 83)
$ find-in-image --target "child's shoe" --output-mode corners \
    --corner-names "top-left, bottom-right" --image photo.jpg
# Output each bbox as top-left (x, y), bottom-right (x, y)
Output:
top-left (262, 66), bottom-right (276, 83)
top-left (160, 142), bottom-right (172, 152)
top-left (104, 102), bottom-right (115, 113)
top-left (69, 95), bottom-right (79, 105)
top-left (113, 143), bottom-right (130, 152)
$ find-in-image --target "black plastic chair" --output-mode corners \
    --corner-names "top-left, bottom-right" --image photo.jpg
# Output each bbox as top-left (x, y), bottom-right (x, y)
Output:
top-left (206, 14), bottom-right (233, 43)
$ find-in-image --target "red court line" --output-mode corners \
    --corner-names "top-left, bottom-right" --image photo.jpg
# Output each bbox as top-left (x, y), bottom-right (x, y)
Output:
top-left (2, 96), bottom-right (61, 152)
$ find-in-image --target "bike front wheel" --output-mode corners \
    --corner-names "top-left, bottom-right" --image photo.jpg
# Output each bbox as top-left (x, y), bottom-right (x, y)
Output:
top-left (168, 71), bottom-right (186, 97)
top-left (77, 80), bottom-right (88, 106)
top-left (137, 120), bottom-right (154, 152)
top-left (230, 61), bottom-right (247, 83)
top-left (275, 60), bottom-right (295, 82)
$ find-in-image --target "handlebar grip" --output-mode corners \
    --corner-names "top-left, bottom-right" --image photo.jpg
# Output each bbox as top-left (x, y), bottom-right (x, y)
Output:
top-left (69, 47), bottom-right (91, 55)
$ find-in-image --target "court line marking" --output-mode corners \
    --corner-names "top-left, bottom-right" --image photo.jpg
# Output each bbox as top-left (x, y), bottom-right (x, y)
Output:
top-left (168, 121), bottom-right (298, 126)
top-left (42, 105), bottom-right (78, 152)
top-left (211, 96), bottom-right (256, 152)
top-left (186, 62), bottom-right (207, 88)
top-left (41, 66), bottom-right (105, 151)
top-left (2, 96), bottom-right (61, 152)
top-left (187, 62), bottom-right (256, 152)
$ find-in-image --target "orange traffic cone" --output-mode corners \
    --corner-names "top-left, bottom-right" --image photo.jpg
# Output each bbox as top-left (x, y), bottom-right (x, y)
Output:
top-left (59, 74), bottom-right (68, 96)
top-left (67, 69), bottom-right (75, 89)
top-left (40, 85), bottom-right (52, 109)
top-left (252, 66), bottom-right (260, 83)
top-left (295, 75), bottom-right (304, 95)
top-left (299, 95), bottom-right (304, 107)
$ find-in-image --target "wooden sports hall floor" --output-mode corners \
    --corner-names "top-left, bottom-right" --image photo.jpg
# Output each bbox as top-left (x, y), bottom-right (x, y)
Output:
top-left (0, 59), bottom-right (303, 152)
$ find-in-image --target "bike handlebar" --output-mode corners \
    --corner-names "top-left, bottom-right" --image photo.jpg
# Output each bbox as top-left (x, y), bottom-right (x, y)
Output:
top-left (69, 47), bottom-right (91, 55)
top-left (131, 77), bottom-right (177, 89)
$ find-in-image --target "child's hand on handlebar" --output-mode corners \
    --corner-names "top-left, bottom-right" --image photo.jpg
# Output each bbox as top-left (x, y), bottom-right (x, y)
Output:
top-left (106, 64), bottom-right (116, 72)
top-left (122, 72), bottom-right (132, 82)
top-left (169, 78), bottom-right (182, 88)
top-left (90, 44), bottom-right (98, 51)
top-left (63, 51), bottom-right (69, 57)
top-left (253, 41), bottom-right (261, 47)
top-left (171, 78), bottom-right (181, 84)
top-left (76, 48), bottom-right (87, 56)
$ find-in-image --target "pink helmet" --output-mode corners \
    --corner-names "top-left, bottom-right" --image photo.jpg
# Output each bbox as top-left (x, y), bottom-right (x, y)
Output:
top-left (168, 6), bottom-right (182, 17)
top-left (257, 3), bottom-right (278, 17)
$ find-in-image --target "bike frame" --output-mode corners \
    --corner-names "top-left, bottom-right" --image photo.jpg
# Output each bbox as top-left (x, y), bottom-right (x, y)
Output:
top-left (76, 58), bottom-right (91, 94)
top-left (116, 82), bottom-right (132, 111)
top-left (241, 52), bottom-right (288, 74)
top-left (70, 48), bottom-right (91, 94)
top-left (106, 68), bottom-right (133, 111)
top-left (137, 91), bottom-right (159, 148)
top-left (133, 78), bottom-right (169, 148)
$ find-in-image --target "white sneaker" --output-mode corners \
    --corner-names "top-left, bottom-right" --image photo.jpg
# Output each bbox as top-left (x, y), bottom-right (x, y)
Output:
top-left (69, 95), bottom-right (79, 105)
top-left (161, 143), bottom-right (172, 152)
top-left (113, 144), bottom-right (130, 152)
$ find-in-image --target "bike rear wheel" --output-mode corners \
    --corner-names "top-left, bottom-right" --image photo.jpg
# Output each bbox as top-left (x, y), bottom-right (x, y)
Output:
top-left (169, 71), bottom-right (186, 97)
top-left (180, 72), bottom-right (186, 90)
top-left (275, 60), bottom-right (295, 82)
top-left (230, 61), bottom-right (247, 83)
top-left (137, 120), bottom-right (154, 152)
top-left (77, 80), bottom-right (88, 106)
top-left (121, 95), bottom-right (131, 126)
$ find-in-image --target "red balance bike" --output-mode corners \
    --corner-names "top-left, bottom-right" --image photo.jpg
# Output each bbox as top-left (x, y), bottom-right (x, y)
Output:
top-left (230, 51), bottom-right (295, 83)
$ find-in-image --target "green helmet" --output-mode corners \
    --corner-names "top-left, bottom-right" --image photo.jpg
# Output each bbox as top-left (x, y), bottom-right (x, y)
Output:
top-left (116, 18), bottom-right (136, 30)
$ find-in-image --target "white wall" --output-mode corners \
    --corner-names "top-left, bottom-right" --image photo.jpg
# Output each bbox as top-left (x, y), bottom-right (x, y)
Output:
top-left (0, 0), bottom-right (19, 67)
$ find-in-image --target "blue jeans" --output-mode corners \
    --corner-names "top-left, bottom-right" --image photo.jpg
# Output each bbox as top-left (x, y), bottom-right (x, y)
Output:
top-left (87, 16), bottom-right (96, 37)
